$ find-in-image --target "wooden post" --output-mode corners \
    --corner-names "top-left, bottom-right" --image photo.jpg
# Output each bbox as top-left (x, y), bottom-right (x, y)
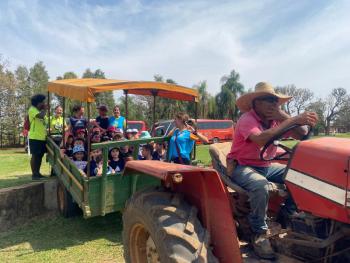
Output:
top-left (47, 91), bottom-right (51, 136)
top-left (101, 147), bottom-right (108, 216)
top-left (62, 97), bottom-right (66, 148)
top-left (151, 90), bottom-right (158, 131)
top-left (87, 102), bottom-right (91, 177)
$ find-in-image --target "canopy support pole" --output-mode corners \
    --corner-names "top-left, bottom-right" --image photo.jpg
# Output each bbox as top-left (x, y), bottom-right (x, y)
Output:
top-left (151, 90), bottom-right (158, 133)
top-left (47, 91), bottom-right (51, 136)
top-left (87, 102), bottom-right (91, 177)
top-left (193, 101), bottom-right (198, 160)
top-left (153, 94), bottom-right (156, 129)
top-left (124, 90), bottom-right (128, 130)
top-left (62, 97), bottom-right (66, 147)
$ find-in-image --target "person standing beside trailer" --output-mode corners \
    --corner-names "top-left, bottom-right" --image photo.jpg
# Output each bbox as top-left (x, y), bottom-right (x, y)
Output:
top-left (109, 105), bottom-right (126, 132)
top-left (28, 94), bottom-right (48, 180)
top-left (168, 113), bottom-right (209, 165)
top-left (49, 105), bottom-right (66, 146)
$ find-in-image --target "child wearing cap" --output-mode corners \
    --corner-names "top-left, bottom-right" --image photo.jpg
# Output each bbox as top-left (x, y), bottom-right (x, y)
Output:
top-left (126, 129), bottom-right (134, 140)
top-left (75, 128), bottom-right (86, 140)
top-left (72, 145), bottom-right (87, 171)
top-left (108, 147), bottom-right (125, 173)
top-left (131, 129), bottom-right (139, 139)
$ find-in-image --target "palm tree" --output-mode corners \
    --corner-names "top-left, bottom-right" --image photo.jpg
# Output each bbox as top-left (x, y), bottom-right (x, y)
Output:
top-left (220, 70), bottom-right (244, 96)
top-left (217, 70), bottom-right (245, 120)
top-left (195, 81), bottom-right (209, 118)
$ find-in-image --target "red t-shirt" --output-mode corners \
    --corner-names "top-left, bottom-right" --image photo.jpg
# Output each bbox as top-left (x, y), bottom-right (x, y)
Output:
top-left (227, 110), bottom-right (278, 167)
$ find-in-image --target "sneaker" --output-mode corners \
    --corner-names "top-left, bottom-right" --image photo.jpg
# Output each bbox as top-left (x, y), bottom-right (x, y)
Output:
top-left (252, 233), bottom-right (276, 260)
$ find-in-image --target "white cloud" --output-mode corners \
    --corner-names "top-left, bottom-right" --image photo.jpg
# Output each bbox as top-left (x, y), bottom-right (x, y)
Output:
top-left (1, 0), bottom-right (349, 99)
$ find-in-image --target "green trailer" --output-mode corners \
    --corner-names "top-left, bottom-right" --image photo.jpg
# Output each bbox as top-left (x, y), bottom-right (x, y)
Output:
top-left (47, 135), bottom-right (170, 218)
top-left (45, 78), bottom-right (199, 218)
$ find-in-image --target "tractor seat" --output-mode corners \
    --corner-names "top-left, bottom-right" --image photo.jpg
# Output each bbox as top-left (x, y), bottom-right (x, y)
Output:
top-left (209, 142), bottom-right (286, 196)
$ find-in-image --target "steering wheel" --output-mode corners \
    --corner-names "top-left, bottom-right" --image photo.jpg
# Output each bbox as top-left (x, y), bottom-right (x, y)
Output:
top-left (260, 124), bottom-right (312, 161)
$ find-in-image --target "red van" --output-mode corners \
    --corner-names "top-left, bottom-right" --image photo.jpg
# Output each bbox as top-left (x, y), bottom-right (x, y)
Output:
top-left (196, 119), bottom-right (234, 143)
top-left (127, 120), bottom-right (147, 135)
top-left (152, 119), bottom-right (234, 143)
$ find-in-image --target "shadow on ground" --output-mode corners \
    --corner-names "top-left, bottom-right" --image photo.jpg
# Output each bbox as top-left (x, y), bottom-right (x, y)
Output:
top-left (0, 212), bottom-right (124, 261)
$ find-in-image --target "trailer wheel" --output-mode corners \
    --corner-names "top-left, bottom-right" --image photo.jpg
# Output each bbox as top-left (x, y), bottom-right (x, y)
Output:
top-left (123, 187), bottom-right (218, 263)
top-left (57, 182), bottom-right (80, 218)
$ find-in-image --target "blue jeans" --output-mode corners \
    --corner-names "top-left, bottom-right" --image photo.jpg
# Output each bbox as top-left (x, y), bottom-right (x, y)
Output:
top-left (230, 164), bottom-right (295, 234)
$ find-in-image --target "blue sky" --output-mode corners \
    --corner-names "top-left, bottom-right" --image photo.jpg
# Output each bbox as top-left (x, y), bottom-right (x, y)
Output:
top-left (1, 0), bottom-right (349, 97)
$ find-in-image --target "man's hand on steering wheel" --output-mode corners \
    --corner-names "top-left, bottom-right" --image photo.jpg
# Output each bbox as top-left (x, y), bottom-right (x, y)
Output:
top-left (260, 111), bottom-right (318, 162)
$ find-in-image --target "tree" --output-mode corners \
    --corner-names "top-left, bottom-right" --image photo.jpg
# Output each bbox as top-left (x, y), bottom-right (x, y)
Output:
top-left (55, 72), bottom-right (79, 112)
top-left (307, 100), bottom-right (326, 135)
top-left (29, 61), bottom-right (49, 94)
top-left (194, 81), bottom-right (210, 118)
top-left (82, 68), bottom-right (114, 117)
top-left (323, 88), bottom-right (348, 135)
top-left (334, 97), bottom-right (350, 132)
top-left (215, 87), bottom-right (235, 119)
top-left (63, 71), bottom-right (78, 79)
top-left (275, 85), bottom-right (314, 115)
top-left (215, 69), bottom-right (244, 120)
top-left (15, 65), bottom-right (30, 112)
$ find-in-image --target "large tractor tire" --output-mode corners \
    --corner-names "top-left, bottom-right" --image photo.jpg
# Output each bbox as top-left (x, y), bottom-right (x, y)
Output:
top-left (123, 187), bottom-right (218, 263)
top-left (57, 182), bottom-right (81, 218)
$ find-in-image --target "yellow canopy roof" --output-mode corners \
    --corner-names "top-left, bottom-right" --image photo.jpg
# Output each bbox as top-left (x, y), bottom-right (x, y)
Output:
top-left (48, 78), bottom-right (199, 102)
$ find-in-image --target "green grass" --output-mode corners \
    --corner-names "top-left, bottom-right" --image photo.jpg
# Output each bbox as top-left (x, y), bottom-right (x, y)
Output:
top-left (0, 213), bottom-right (124, 263)
top-left (0, 149), bottom-right (50, 189)
top-left (196, 145), bottom-right (211, 166)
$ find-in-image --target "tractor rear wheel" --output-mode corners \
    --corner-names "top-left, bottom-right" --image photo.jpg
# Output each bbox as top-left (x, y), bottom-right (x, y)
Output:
top-left (57, 181), bottom-right (80, 218)
top-left (123, 187), bottom-right (218, 263)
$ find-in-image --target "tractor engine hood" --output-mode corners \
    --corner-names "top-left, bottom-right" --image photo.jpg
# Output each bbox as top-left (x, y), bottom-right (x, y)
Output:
top-left (285, 137), bottom-right (350, 224)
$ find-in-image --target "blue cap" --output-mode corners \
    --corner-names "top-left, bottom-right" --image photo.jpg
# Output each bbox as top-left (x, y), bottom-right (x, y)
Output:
top-left (73, 145), bottom-right (85, 154)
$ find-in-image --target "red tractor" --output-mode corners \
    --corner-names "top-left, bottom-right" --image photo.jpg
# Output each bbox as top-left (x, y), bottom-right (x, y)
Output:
top-left (122, 128), bottom-right (350, 262)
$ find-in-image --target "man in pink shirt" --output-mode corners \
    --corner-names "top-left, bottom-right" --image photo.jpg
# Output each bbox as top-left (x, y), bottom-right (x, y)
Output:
top-left (227, 82), bottom-right (318, 259)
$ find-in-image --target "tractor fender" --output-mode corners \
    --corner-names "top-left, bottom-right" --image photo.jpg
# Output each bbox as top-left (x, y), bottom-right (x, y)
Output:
top-left (124, 160), bottom-right (242, 263)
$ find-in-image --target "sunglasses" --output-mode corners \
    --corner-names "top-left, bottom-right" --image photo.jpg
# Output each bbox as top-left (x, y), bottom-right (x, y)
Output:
top-left (257, 96), bottom-right (279, 103)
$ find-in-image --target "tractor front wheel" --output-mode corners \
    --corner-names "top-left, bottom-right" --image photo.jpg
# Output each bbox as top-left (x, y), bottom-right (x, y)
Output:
top-left (123, 187), bottom-right (218, 263)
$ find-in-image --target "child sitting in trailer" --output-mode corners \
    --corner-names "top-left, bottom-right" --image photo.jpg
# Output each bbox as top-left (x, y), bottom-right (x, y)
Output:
top-left (152, 142), bottom-right (167, 161)
top-left (75, 128), bottom-right (86, 140)
top-left (73, 137), bottom-right (85, 147)
top-left (108, 147), bottom-right (125, 173)
top-left (93, 155), bottom-right (114, 176)
top-left (72, 145), bottom-right (87, 171)
top-left (65, 135), bottom-right (74, 157)
top-left (120, 143), bottom-right (134, 162)
top-left (106, 126), bottom-right (118, 140)
top-left (125, 129), bottom-right (134, 140)
top-left (131, 129), bottom-right (139, 139)
top-left (84, 148), bottom-right (102, 176)
top-left (140, 144), bottom-right (157, 160)
top-left (91, 133), bottom-right (101, 144)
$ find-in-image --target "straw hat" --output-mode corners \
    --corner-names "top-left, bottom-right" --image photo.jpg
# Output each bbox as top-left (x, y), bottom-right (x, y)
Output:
top-left (236, 82), bottom-right (292, 112)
